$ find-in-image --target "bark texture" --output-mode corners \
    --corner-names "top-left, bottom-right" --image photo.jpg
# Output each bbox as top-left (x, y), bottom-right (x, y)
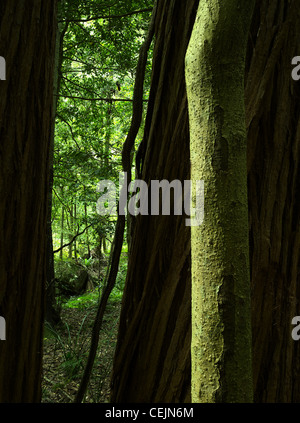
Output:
top-left (186, 0), bottom-right (254, 402)
top-left (111, 0), bottom-right (198, 403)
top-left (0, 1), bottom-right (57, 402)
top-left (111, 0), bottom-right (300, 403)
top-left (246, 0), bottom-right (300, 402)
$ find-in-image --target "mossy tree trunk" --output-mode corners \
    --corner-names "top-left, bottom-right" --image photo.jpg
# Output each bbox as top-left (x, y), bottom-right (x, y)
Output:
top-left (185, 0), bottom-right (255, 402)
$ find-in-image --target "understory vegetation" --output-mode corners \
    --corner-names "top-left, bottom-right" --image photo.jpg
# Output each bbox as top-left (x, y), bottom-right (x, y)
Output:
top-left (42, 250), bottom-right (127, 403)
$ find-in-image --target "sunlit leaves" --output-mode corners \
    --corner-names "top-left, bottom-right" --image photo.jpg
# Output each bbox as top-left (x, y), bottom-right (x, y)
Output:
top-left (53, 0), bottom-right (153, 255)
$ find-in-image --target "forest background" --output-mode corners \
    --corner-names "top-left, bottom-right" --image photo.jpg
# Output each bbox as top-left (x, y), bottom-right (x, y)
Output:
top-left (45, 0), bottom-right (154, 402)
top-left (0, 0), bottom-right (299, 405)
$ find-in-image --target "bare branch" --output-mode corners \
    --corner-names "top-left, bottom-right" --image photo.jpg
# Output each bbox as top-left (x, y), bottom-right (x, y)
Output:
top-left (55, 94), bottom-right (148, 103)
top-left (56, 113), bottom-right (81, 149)
top-left (59, 8), bottom-right (152, 24)
top-left (53, 224), bottom-right (93, 254)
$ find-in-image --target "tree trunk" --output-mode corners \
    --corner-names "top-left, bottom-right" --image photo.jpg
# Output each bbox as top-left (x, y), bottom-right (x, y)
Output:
top-left (68, 203), bottom-right (73, 258)
top-left (84, 200), bottom-right (91, 257)
top-left (45, 15), bottom-right (67, 326)
top-left (111, 0), bottom-right (300, 403)
top-left (0, 0), bottom-right (57, 402)
top-left (60, 206), bottom-right (64, 259)
top-left (185, 0), bottom-right (254, 402)
top-left (246, 0), bottom-right (300, 402)
top-left (74, 202), bottom-right (77, 259)
top-left (111, 0), bottom-right (198, 403)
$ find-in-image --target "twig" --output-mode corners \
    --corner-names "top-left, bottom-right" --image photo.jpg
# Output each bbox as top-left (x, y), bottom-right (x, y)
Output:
top-left (53, 224), bottom-right (93, 254)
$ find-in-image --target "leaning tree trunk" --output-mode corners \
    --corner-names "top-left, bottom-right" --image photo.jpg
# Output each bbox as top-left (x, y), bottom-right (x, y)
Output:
top-left (0, 1), bottom-right (57, 402)
top-left (111, 0), bottom-right (300, 403)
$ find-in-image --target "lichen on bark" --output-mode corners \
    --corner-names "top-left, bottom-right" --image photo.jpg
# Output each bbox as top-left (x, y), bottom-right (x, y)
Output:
top-left (185, 0), bottom-right (255, 403)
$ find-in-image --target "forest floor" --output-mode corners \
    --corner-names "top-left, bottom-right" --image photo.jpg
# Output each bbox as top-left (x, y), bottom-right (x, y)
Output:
top-left (42, 298), bottom-right (121, 403)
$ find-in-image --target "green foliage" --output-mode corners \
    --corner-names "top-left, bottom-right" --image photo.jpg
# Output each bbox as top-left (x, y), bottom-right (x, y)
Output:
top-left (42, 297), bottom-right (121, 402)
top-left (44, 0), bottom-right (152, 403)
top-left (63, 291), bottom-right (99, 310)
top-left (84, 257), bottom-right (93, 267)
top-left (52, 0), bottom-right (153, 260)
top-left (114, 254), bottom-right (128, 295)
top-left (62, 251), bottom-right (128, 309)
top-left (45, 315), bottom-right (90, 380)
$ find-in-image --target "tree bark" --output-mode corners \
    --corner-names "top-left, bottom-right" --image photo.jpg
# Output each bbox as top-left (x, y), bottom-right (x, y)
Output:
top-left (45, 15), bottom-right (67, 326)
top-left (111, 0), bottom-right (198, 403)
top-left (0, 1), bottom-right (57, 402)
top-left (111, 0), bottom-right (300, 403)
top-left (185, 0), bottom-right (255, 402)
top-left (246, 0), bottom-right (300, 402)
top-left (68, 203), bottom-right (74, 258)
top-left (60, 206), bottom-right (64, 259)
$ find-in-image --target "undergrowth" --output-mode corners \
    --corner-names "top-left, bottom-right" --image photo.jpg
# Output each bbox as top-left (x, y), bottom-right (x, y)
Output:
top-left (42, 250), bottom-right (127, 403)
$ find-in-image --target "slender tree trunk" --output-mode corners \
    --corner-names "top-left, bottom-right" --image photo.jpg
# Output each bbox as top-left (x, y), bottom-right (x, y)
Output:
top-left (105, 103), bottom-right (112, 168)
top-left (74, 202), bottom-right (77, 259)
top-left (98, 237), bottom-right (103, 257)
top-left (185, 0), bottom-right (255, 403)
top-left (60, 206), bottom-right (64, 260)
top-left (68, 204), bottom-right (73, 258)
top-left (0, 1), bottom-right (57, 402)
top-left (103, 238), bottom-right (107, 254)
top-left (46, 14), bottom-right (68, 325)
top-left (84, 200), bottom-right (91, 257)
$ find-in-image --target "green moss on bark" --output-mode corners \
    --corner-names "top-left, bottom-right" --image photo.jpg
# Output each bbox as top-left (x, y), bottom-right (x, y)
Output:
top-left (186, 0), bottom-right (255, 403)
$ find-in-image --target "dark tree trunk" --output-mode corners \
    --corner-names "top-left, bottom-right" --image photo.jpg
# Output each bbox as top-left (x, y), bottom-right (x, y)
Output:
top-left (246, 0), bottom-right (300, 402)
top-left (0, 1), bottom-right (57, 402)
top-left (45, 18), bottom-right (68, 326)
top-left (111, 0), bottom-right (198, 403)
